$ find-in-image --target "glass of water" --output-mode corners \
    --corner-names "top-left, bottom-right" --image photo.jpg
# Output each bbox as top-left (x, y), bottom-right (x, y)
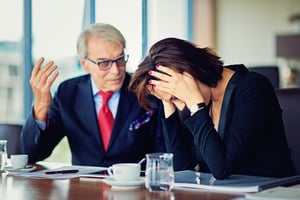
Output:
top-left (0, 140), bottom-right (8, 171)
top-left (145, 153), bottom-right (174, 192)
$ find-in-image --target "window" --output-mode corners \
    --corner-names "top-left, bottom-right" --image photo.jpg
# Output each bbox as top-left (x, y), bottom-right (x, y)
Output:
top-left (32, 0), bottom-right (86, 93)
top-left (95, 0), bottom-right (142, 73)
top-left (0, 0), bottom-right (189, 164)
top-left (0, 1), bottom-right (23, 123)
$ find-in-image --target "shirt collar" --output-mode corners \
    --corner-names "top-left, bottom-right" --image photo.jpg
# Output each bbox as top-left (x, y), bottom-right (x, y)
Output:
top-left (90, 77), bottom-right (120, 96)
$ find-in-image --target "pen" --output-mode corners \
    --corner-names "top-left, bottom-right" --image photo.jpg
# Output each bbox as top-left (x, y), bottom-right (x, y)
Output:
top-left (45, 169), bottom-right (79, 174)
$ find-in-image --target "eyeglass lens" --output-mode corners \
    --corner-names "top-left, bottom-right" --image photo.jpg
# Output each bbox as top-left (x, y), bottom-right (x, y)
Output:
top-left (98, 55), bottom-right (127, 69)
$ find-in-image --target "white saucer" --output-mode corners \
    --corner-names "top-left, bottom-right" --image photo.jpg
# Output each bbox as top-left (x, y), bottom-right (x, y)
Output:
top-left (4, 166), bottom-right (36, 173)
top-left (103, 177), bottom-right (145, 190)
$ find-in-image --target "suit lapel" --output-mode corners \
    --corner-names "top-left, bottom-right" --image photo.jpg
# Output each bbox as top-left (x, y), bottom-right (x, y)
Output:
top-left (73, 73), bottom-right (138, 152)
top-left (75, 76), bottom-right (103, 148)
top-left (107, 74), bottom-right (137, 150)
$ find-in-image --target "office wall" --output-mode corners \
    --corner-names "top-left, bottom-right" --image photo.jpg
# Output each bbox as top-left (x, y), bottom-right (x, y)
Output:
top-left (216, 0), bottom-right (300, 66)
top-left (148, 0), bottom-right (188, 46)
top-left (193, 0), bottom-right (216, 49)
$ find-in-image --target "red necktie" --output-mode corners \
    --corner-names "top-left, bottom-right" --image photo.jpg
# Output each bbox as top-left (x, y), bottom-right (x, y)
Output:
top-left (98, 91), bottom-right (114, 151)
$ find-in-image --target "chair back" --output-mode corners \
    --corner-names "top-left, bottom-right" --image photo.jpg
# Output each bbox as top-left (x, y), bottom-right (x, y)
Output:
top-left (275, 88), bottom-right (300, 175)
top-left (0, 123), bottom-right (22, 157)
top-left (248, 66), bottom-right (279, 88)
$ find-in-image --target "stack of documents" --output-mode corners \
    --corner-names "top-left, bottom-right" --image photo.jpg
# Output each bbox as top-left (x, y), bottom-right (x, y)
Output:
top-left (15, 165), bottom-right (107, 179)
top-left (174, 170), bottom-right (300, 193)
top-left (245, 185), bottom-right (300, 199)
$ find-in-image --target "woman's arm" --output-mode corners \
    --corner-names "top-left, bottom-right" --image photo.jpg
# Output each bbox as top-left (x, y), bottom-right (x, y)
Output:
top-left (162, 111), bottom-right (197, 171)
top-left (185, 76), bottom-right (276, 179)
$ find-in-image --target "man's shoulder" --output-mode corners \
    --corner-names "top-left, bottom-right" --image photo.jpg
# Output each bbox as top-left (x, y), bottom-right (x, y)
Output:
top-left (56, 74), bottom-right (89, 90)
top-left (60, 74), bottom-right (90, 85)
top-left (55, 74), bottom-right (90, 96)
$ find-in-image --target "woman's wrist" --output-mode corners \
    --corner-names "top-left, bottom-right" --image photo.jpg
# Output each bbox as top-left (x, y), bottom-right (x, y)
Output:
top-left (162, 100), bottom-right (176, 118)
top-left (189, 102), bottom-right (206, 116)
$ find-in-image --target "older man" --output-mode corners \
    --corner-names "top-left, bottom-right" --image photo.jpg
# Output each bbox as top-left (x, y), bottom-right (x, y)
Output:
top-left (20, 23), bottom-right (165, 167)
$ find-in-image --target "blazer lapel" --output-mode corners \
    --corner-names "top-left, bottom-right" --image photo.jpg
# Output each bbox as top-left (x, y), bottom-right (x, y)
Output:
top-left (218, 65), bottom-right (248, 139)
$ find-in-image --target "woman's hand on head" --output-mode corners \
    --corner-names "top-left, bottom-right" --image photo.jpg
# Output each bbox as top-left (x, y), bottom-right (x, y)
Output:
top-left (148, 65), bottom-right (204, 107)
top-left (146, 84), bottom-right (172, 101)
top-left (146, 84), bottom-right (178, 117)
top-left (147, 84), bottom-right (186, 111)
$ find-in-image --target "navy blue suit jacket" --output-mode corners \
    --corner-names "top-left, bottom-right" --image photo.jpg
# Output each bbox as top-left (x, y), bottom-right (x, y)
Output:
top-left (20, 73), bottom-right (166, 167)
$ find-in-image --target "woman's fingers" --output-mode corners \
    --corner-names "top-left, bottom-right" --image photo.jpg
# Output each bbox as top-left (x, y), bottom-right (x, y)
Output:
top-left (148, 69), bottom-right (183, 93)
top-left (146, 85), bottom-right (173, 101)
top-left (149, 71), bottom-right (171, 83)
top-left (155, 65), bottom-right (175, 77)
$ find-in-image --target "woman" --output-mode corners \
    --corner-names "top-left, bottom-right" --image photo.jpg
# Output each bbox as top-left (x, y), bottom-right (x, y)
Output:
top-left (129, 37), bottom-right (295, 179)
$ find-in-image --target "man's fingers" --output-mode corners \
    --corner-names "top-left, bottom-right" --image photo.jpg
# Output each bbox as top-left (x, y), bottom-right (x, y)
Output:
top-left (31, 57), bottom-right (45, 76)
top-left (30, 58), bottom-right (59, 94)
top-left (46, 70), bottom-right (59, 88)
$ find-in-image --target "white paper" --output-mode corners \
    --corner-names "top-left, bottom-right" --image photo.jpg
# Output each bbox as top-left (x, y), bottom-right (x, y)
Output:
top-left (245, 186), bottom-right (300, 200)
top-left (173, 170), bottom-right (300, 194)
top-left (15, 165), bottom-right (107, 180)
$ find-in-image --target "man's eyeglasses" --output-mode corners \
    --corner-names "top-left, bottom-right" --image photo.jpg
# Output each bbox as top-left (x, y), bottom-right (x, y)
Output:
top-left (85, 54), bottom-right (129, 71)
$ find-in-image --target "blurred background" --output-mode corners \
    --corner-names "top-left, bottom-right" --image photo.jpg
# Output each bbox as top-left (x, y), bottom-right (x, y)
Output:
top-left (1, 0), bottom-right (300, 163)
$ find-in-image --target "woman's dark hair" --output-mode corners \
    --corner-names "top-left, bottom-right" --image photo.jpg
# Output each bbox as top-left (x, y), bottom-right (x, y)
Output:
top-left (129, 37), bottom-right (224, 110)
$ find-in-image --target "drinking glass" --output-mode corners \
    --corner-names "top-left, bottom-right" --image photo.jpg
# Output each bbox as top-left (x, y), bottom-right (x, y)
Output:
top-left (0, 140), bottom-right (8, 171)
top-left (145, 153), bottom-right (174, 192)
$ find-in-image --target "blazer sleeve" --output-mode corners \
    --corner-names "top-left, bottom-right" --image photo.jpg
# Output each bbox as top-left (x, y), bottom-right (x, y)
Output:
top-left (19, 108), bottom-right (50, 163)
top-left (185, 75), bottom-right (282, 179)
top-left (162, 111), bottom-right (198, 171)
top-left (20, 94), bottom-right (65, 163)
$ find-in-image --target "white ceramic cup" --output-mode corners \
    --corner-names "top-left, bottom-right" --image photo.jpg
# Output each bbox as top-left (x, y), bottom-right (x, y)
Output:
top-left (11, 154), bottom-right (28, 169)
top-left (107, 163), bottom-right (141, 182)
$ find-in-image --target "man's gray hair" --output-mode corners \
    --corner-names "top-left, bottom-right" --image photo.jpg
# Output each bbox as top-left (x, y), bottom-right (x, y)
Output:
top-left (77, 23), bottom-right (126, 59)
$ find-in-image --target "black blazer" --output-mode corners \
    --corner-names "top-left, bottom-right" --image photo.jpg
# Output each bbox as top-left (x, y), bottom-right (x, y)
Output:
top-left (162, 65), bottom-right (295, 179)
top-left (20, 73), bottom-right (166, 167)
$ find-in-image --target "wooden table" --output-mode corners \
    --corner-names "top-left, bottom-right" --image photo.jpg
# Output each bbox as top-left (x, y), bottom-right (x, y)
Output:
top-left (0, 165), bottom-right (243, 200)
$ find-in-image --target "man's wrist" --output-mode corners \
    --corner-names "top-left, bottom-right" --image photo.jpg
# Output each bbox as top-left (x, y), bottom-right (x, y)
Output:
top-left (33, 105), bottom-right (49, 121)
